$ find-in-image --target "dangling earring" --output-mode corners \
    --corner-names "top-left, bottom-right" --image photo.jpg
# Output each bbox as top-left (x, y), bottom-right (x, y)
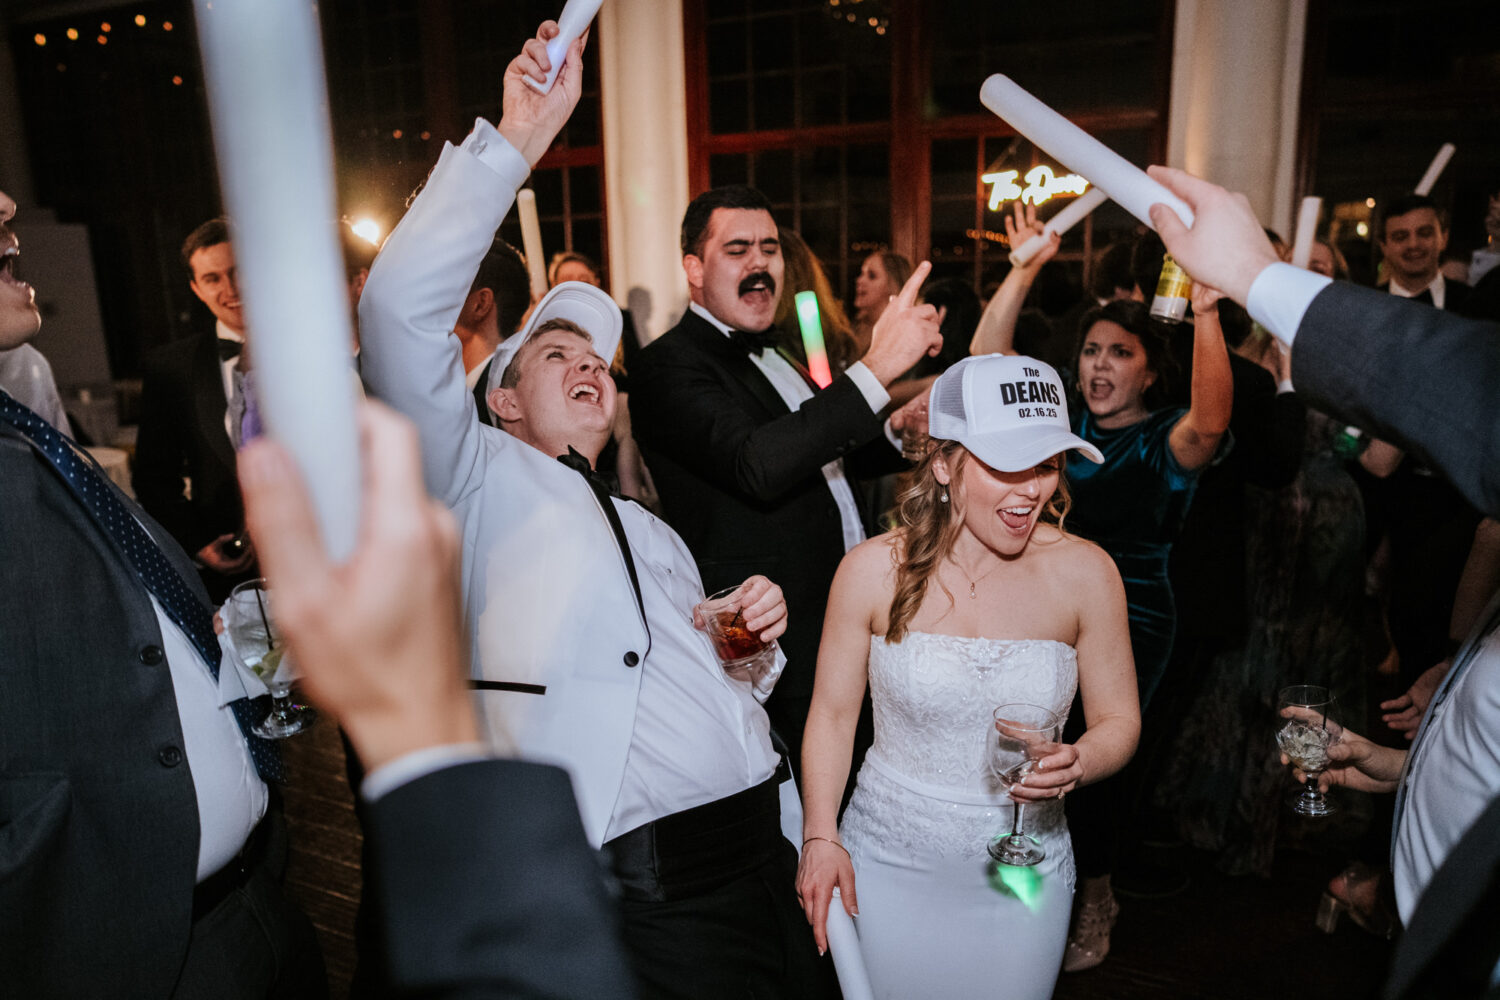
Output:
top-left (940, 488), bottom-right (949, 504)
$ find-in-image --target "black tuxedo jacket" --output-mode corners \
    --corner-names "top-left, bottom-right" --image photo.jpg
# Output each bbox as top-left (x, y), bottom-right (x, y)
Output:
top-left (367, 759), bottom-right (635, 999)
top-left (133, 333), bottom-right (242, 557)
top-left (629, 309), bottom-right (903, 706)
top-left (1, 423), bottom-right (233, 996)
top-left (1291, 281), bottom-right (1499, 519)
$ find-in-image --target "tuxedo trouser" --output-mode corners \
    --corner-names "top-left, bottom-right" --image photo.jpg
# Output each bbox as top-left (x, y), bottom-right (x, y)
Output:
top-left (171, 808), bottom-right (328, 1000)
top-left (603, 767), bottom-right (838, 1000)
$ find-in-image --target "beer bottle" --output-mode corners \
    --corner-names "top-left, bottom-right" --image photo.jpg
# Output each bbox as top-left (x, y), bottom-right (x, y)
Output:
top-left (1149, 253), bottom-right (1191, 322)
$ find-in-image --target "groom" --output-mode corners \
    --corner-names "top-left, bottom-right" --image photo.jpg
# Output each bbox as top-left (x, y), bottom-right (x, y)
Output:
top-left (357, 21), bottom-right (834, 999)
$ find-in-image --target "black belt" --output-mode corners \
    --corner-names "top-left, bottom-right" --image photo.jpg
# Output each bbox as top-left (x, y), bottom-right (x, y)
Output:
top-left (603, 758), bottom-right (791, 903)
top-left (192, 816), bottom-right (270, 919)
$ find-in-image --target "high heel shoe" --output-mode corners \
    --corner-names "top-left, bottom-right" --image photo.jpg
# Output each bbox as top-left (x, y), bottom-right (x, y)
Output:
top-left (1063, 877), bottom-right (1120, 972)
top-left (1315, 862), bottom-right (1397, 939)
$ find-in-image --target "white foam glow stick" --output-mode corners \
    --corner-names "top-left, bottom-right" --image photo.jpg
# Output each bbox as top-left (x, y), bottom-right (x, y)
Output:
top-left (516, 189), bottom-right (549, 299)
top-left (525, 0), bottom-right (604, 95)
top-left (193, 0), bottom-right (359, 559)
top-left (1290, 196), bottom-right (1322, 270)
top-left (980, 75), bottom-right (1193, 231)
top-left (1414, 143), bottom-right (1456, 197)
top-left (1009, 186), bottom-right (1109, 266)
top-left (825, 889), bottom-right (875, 1000)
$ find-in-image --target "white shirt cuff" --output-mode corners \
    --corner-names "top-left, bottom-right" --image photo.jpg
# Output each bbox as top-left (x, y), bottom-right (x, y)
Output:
top-left (360, 742), bottom-right (491, 802)
top-left (1245, 263), bottom-right (1333, 350)
top-left (845, 361), bottom-right (890, 413)
top-left (1276, 379), bottom-right (1296, 395)
top-left (459, 119), bottom-right (532, 192)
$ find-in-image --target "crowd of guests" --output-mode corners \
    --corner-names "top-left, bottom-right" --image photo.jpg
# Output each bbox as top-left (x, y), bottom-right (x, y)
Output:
top-left (4, 16), bottom-right (1500, 1000)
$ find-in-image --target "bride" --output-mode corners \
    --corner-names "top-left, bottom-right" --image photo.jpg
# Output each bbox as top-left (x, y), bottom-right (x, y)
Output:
top-left (797, 353), bottom-right (1141, 999)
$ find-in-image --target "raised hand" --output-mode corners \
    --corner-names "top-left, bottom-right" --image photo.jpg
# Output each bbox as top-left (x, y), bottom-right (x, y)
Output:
top-left (500, 20), bottom-right (589, 167)
top-left (862, 261), bottom-right (942, 386)
top-left (1005, 200), bottom-right (1059, 274)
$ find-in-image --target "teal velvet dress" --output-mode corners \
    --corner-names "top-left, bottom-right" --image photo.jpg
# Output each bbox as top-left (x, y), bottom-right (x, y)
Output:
top-left (1065, 407), bottom-right (1201, 708)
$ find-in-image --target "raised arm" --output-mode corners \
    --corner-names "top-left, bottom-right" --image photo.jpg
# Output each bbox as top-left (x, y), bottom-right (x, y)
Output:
top-left (358, 22), bottom-right (584, 506)
top-left (970, 202), bottom-right (1060, 357)
top-left (796, 539), bottom-right (887, 953)
top-left (1166, 282), bottom-right (1233, 471)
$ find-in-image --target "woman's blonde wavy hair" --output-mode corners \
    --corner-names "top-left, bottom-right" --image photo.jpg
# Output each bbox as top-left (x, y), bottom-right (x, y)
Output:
top-left (883, 442), bottom-right (1071, 644)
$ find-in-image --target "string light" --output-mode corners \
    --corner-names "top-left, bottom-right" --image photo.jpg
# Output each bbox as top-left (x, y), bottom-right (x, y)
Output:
top-left (135, 14), bottom-right (147, 27)
top-left (392, 129), bottom-right (403, 139)
top-left (97, 34), bottom-right (108, 45)
top-left (34, 33), bottom-right (46, 45)
top-left (101, 21), bottom-right (112, 32)
top-left (162, 20), bottom-right (174, 31)
top-left (172, 75), bottom-right (183, 85)
top-left (351, 219), bottom-right (382, 245)
top-left (67, 28), bottom-right (79, 40)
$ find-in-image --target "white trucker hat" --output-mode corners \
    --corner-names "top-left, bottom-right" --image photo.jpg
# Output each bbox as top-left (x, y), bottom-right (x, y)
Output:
top-left (488, 281), bottom-right (623, 397)
top-left (927, 354), bottom-right (1103, 472)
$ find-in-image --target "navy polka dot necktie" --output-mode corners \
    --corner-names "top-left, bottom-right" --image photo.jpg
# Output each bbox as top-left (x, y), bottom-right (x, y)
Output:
top-left (0, 389), bottom-right (285, 783)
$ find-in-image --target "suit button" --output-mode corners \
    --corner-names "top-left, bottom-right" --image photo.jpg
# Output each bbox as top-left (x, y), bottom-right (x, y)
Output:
top-left (846, 438), bottom-right (857, 448)
top-left (139, 644), bottom-right (165, 665)
top-left (623, 651), bottom-right (640, 667)
top-left (158, 745), bottom-right (183, 767)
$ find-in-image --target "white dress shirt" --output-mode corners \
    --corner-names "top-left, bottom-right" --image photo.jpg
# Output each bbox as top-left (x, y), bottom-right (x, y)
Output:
top-left (217, 320), bottom-right (246, 440)
top-left (687, 300), bottom-right (885, 553)
top-left (150, 595), bottom-right (268, 879)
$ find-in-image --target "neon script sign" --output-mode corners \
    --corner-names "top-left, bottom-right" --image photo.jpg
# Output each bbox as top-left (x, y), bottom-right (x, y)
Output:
top-left (982, 165), bottom-right (1090, 210)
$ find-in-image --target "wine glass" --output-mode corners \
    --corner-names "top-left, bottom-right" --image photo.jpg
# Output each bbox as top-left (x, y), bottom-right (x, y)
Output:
top-left (1275, 684), bottom-right (1342, 817)
top-left (986, 702), bottom-right (1062, 866)
top-left (226, 578), bottom-right (314, 739)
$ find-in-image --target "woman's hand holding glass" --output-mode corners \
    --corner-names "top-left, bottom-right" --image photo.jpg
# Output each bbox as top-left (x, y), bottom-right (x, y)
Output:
top-left (1007, 740), bottom-right (1083, 803)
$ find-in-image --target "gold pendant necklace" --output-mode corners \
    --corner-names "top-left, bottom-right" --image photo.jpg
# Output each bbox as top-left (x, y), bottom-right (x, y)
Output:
top-left (957, 557), bottom-right (1003, 599)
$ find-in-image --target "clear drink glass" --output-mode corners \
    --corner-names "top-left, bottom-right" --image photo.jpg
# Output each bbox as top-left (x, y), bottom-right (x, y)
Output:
top-left (696, 585), bottom-right (777, 681)
top-left (987, 702), bottom-right (1062, 867)
top-left (226, 578), bottom-right (314, 739)
top-left (1275, 684), bottom-right (1341, 817)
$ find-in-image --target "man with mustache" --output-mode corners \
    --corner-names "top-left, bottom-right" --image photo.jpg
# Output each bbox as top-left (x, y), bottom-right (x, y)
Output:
top-left (630, 188), bottom-right (943, 781)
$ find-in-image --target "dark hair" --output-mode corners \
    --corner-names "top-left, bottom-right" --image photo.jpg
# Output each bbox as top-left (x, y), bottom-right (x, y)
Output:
top-left (1128, 230), bottom-right (1168, 301)
top-left (1376, 194), bottom-right (1445, 243)
top-left (497, 319), bottom-right (593, 389)
top-left (1090, 240), bottom-right (1137, 300)
top-left (915, 276), bottom-right (980, 373)
top-left (181, 217), bottom-right (230, 275)
top-left (680, 185), bottom-right (774, 258)
top-left (471, 238), bottom-right (532, 338)
top-left (1074, 299), bottom-right (1179, 410)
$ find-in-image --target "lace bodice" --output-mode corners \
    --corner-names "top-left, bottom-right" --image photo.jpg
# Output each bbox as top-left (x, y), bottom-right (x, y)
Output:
top-left (841, 632), bottom-right (1079, 880)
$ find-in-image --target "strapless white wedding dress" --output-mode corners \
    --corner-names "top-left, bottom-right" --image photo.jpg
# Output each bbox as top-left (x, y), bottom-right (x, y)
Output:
top-left (839, 633), bottom-right (1078, 1000)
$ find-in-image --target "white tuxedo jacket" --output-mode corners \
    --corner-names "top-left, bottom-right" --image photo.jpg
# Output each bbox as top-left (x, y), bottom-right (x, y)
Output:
top-left (359, 122), bottom-right (801, 849)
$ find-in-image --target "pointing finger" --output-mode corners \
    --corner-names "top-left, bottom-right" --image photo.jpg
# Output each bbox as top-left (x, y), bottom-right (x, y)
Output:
top-left (893, 260), bottom-right (932, 310)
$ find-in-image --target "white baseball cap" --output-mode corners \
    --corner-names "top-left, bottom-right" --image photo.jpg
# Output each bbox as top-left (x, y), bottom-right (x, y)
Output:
top-left (487, 280), bottom-right (623, 397)
top-left (927, 354), bottom-right (1103, 472)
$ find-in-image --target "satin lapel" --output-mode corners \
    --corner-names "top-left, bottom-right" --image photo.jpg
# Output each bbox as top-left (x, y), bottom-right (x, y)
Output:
top-left (193, 335), bottom-right (237, 472)
top-left (679, 311), bottom-right (791, 419)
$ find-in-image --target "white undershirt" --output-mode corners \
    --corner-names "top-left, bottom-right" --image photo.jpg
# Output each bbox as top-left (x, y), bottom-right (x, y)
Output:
top-left (603, 494), bottom-right (781, 840)
top-left (217, 320), bottom-right (246, 440)
top-left (688, 300), bottom-right (885, 553)
top-left (148, 595), bottom-right (267, 880)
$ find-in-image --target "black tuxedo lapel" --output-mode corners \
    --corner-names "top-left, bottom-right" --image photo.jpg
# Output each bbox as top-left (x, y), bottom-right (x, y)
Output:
top-left (677, 310), bottom-right (791, 420)
top-left (192, 336), bottom-right (236, 473)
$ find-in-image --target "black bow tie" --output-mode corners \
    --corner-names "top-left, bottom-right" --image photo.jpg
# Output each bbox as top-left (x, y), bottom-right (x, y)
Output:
top-left (558, 446), bottom-right (623, 500)
top-left (217, 338), bottom-right (243, 362)
top-left (729, 327), bottom-right (778, 357)
top-left (1411, 288), bottom-right (1434, 306)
